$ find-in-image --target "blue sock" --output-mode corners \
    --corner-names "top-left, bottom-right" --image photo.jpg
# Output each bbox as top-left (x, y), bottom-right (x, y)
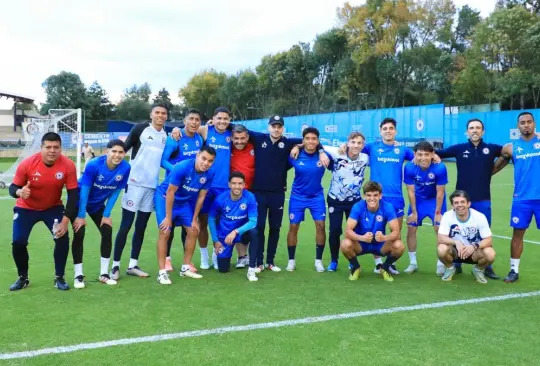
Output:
top-left (348, 257), bottom-right (360, 271)
top-left (288, 246), bottom-right (297, 260)
top-left (486, 265), bottom-right (493, 271)
top-left (316, 244), bottom-right (324, 260)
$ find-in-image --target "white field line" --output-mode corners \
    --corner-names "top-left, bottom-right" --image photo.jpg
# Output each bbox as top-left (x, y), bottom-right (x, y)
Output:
top-left (0, 291), bottom-right (539, 360)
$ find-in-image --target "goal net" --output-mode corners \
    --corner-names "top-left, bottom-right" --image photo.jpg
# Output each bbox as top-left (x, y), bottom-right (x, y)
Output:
top-left (0, 109), bottom-right (82, 189)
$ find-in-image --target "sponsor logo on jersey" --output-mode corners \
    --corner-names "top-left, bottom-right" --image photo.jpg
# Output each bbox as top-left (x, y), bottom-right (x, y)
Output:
top-left (377, 157), bottom-right (400, 163)
top-left (97, 174), bottom-right (104, 181)
top-left (55, 172), bottom-right (64, 180)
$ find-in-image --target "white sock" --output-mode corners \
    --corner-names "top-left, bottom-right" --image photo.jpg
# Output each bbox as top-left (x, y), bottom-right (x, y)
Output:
top-left (437, 259), bottom-right (444, 267)
top-left (159, 269), bottom-right (167, 275)
top-left (112, 260), bottom-right (121, 269)
top-left (409, 252), bottom-right (417, 264)
top-left (128, 258), bottom-right (138, 269)
top-left (74, 263), bottom-right (83, 278)
top-left (100, 257), bottom-right (110, 275)
top-left (200, 248), bottom-right (209, 263)
top-left (374, 257), bottom-right (383, 265)
top-left (510, 258), bottom-right (520, 273)
top-left (181, 264), bottom-right (190, 272)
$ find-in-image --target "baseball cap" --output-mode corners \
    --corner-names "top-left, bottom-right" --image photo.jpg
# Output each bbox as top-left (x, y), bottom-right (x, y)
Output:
top-left (268, 115), bottom-right (284, 126)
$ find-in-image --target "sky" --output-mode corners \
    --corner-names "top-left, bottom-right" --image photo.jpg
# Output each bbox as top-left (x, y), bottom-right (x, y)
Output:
top-left (0, 0), bottom-right (497, 109)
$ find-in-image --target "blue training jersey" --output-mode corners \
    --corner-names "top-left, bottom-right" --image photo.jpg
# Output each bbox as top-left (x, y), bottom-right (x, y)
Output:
top-left (79, 155), bottom-right (130, 207)
top-left (364, 141), bottom-right (414, 198)
top-left (512, 136), bottom-right (540, 201)
top-left (157, 159), bottom-right (214, 205)
top-left (161, 131), bottom-right (203, 175)
top-left (209, 190), bottom-right (258, 239)
top-left (349, 200), bottom-right (397, 244)
top-left (403, 162), bottom-right (448, 200)
top-left (289, 150), bottom-right (329, 199)
top-left (206, 125), bottom-right (232, 188)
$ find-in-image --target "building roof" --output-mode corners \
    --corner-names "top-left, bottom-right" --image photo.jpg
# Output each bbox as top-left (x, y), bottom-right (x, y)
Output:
top-left (0, 90), bottom-right (35, 104)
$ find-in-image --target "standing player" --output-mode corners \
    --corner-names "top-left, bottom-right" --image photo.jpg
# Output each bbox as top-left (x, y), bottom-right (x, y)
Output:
top-left (286, 127), bottom-right (331, 272)
top-left (155, 146), bottom-right (216, 284)
top-left (82, 142), bottom-right (95, 169)
top-left (8, 132), bottom-right (78, 291)
top-left (437, 190), bottom-right (496, 284)
top-left (323, 132), bottom-right (369, 271)
top-left (70, 139), bottom-right (131, 288)
top-left (403, 141), bottom-right (448, 274)
top-left (340, 181), bottom-right (405, 282)
top-left (209, 172), bottom-right (259, 281)
top-left (493, 112), bottom-right (540, 283)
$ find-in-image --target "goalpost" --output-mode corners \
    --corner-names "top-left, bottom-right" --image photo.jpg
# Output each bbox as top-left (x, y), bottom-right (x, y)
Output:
top-left (0, 108), bottom-right (82, 189)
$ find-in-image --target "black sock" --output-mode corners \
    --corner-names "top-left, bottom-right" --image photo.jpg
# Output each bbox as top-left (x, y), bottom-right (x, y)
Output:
top-left (130, 211), bottom-right (151, 262)
top-left (348, 257), bottom-right (360, 271)
top-left (383, 254), bottom-right (398, 271)
top-left (316, 244), bottom-right (324, 260)
top-left (113, 209), bottom-right (135, 262)
top-left (12, 244), bottom-right (29, 278)
top-left (288, 246), bottom-right (297, 260)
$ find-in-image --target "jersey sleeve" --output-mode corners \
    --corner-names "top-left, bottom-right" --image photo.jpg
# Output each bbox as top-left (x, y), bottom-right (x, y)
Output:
top-left (79, 161), bottom-right (97, 186)
top-left (123, 123), bottom-right (146, 152)
top-left (403, 163), bottom-right (415, 185)
top-left (208, 196), bottom-right (222, 219)
top-left (202, 171), bottom-right (214, 190)
top-left (435, 164), bottom-right (449, 185)
top-left (491, 144), bottom-right (503, 158)
top-left (438, 212), bottom-right (451, 235)
top-left (161, 137), bottom-right (178, 173)
top-left (436, 144), bottom-right (457, 159)
top-left (477, 213), bottom-right (493, 239)
top-left (404, 148), bottom-right (415, 161)
top-left (169, 163), bottom-right (186, 187)
top-left (323, 145), bottom-right (339, 159)
top-left (349, 203), bottom-right (362, 222)
top-left (65, 159), bottom-right (78, 190)
top-left (247, 193), bottom-right (258, 218)
top-left (384, 202), bottom-right (397, 221)
top-left (362, 143), bottom-right (372, 155)
top-left (12, 159), bottom-right (28, 186)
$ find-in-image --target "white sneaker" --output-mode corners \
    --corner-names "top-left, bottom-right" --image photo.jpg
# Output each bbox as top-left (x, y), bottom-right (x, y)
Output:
top-left (388, 264), bottom-right (400, 275)
top-left (373, 265), bottom-right (382, 274)
top-left (315, 260), bottom-right (325, 273)
top-left (211, 252), bottom-right (219, 271)
top-left (74, 275), bottom-right (85, 289)
top-left (254, 266), bottom-right (263, 274)
top-left (404, 263), bottom-right (418, 274)
top-left (247, 270), bottom-right (258, 282)
top-left (180, 269), bottom-right (203, 279)
top-left (200, 257), bottom-right (210, 270)
top-left (436, 263), bottom-right (445, 277)
top-left (286, 259), bottom-right (296, 272)
top-left (157, 271), bottom-right (172, 285)
top-left (99, 274), bottom-right (117, 285)
top-left (265, 264), bottom-right (282, 272)
top-left (236, 256), bottom-right (249, 269)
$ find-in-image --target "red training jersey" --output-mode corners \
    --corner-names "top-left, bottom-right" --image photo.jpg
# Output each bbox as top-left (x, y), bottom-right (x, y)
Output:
top-left (230, 142), bottom-right (255, 190)
top-left (13, 153), bottom-right (78, 211)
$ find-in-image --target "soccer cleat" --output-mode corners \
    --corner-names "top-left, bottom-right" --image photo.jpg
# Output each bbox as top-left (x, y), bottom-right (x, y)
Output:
top-left (54, 276), bottom-right (70, 291)
top-left (404, 263), bottom-right (418, 274)
top-left (211, 252), bottom-right (218, 270)
top-left (165, 258), bottom-right (174, 272)
top-left (441, 266), bottom-right (456, 281)
top-left (373, 263), bottom-right (383, 274)
top-left (99, 274), bottom-right (117, 285)
top-left (254, 265), bottom-right (263, 274)
top-left (388, 264), bottom-right (400, 275)
top-left (247, 270), bottom-right (258, 282)
top-left (157, 271), bottom-right (172, 285)
top-left (74, 275), bottom-right (86, 289)
top-left (200, 260), bottom-right (210, 270)
top-left (315, 260), bottom-right (325, 273)
top-left (380, 268), bottom-right (394, 282)
top-left (327, 261), bottom-right (338, 272)
top-left (504, 270), bottom-right (519, 283)
top-left (110, 266), bottom-right (120, 281)
top-left (265, 264), bottom-right (281, 272)
top-left (126, 266), bottom-right (149, 278)
top-left (9, 276), bottom-right (29, 291)
top-left (472, 266), bottom-right (488, 284)
top-left (236, 256), bottom-right (249, 269)
top-left (349, 267), bottom-right (361, 281)
top-left (189, 263), bottom-right (198, 273)
top-left (436, 263), bottom-right (445, 277)
top-left (286, 259), bottom-right (296, 272)
top-left (180, 269), bottom-right (203, 279)
top-left (484, 267), bottom-right (500, 280)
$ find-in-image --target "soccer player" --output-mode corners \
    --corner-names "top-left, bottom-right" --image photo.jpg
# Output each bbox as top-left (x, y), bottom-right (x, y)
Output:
top-left (155, 146), bottom-right (217, 284)
top-left (434, 118), bottom-right (502, 279)
top-left (208, 171), bottom-right (259, 281)
top-left (286, 127), bottom-right (331, 272)
top-left (403, 141), bottom-right (448, 274)
top-left (493, 111), bottom-right (540, 283)
top-left (8, 132), bottom-right (78, 291)
top-left (340, 181), bottom-right (405, 282)
top-left (82, 142), bottom-right (95, 169)
top-left (437, 190), bottom-right (496, 284)
top-left (323, 132), bottom-right (369, 271)
top-left (161, 109), bottom-right (204, 271)
top-left (112, 104), bottom-right (175, 280)
top-left (70, 139), bottom-right (131, 289)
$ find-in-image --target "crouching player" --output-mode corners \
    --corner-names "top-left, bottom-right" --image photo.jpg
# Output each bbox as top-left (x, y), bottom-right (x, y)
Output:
top-left (71, 139), bottom-right (131, 288)
top-left (340, 181), bottom-right (405, 282)
top-left (437, 190), bottom-right (496, 284)
top-left (155, 146), bottom-right (216, 285)
top-left (209, 172), bottom-right (259, 282)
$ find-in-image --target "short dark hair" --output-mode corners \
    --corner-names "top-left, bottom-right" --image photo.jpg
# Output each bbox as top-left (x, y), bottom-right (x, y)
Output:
top-left (449, 190), bottom-right (470, 204)
top-left (466, 118), bottom-right (484, 130)
top-left (185, 108), bottom-right (202, 120)
top-left (517, 111), bottom-right (534, 121)
top-left (232, 124), bottom-right (248, 135)
top-left (363, 181), bottom-right (382, 194)
top-left (380, 118), bottom-right (397, 129)
top-left (414, 141), bottom-right (434, 153)
top-left (214, 107), bottom-right (231, 117)
top-left (229, 171), bottom-right (245, 182)
top-left (41, 132), bottom-right (62, 145)
top-left (106, 139), bottom-right (126, 151)
top-left (302, 127), bottom-right (320, 138)
top-left (151, 103), bottom-right (169, 114)
top-left (199, 145), bottom-right (217, 157)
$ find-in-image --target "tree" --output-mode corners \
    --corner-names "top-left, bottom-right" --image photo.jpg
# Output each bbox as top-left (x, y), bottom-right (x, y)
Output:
top-left (152, 88), bottom-right (174, 114)
top-left (85, 81), bottom-right (113, 121)
top-left (40, 71), bottom-right (87, 114)
top-left (115, 83), bottom-right (153, 121)
top-left (179, 70), bottom-right (226, 118)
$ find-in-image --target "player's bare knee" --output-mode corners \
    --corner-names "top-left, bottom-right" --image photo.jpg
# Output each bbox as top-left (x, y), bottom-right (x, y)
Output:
top-left (437, 244), bottom-right (449, 258)
top-left (393, 240), bottom-right (405, 255)
top-left (340, 238), bottom-right (353, 253)
top-left (483, 247), bottom-right (496, 263)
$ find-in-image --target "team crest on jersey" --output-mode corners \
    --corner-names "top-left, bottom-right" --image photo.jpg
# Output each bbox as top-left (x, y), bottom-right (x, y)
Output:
top-left (289, 213), bottom-right (295, 220)
top-left (55, 172), bottom-right (64, 180)
top-left (13, 213), bottom-right (18, 221)
top-left (534, 142), bottom-right (540, 149)
top-left (376, 215), bottom-right (383, 222)
top-left (196, 140), bottom-right (200, 147)
top-left (262, 142), bottom-right (267, 148)
top-left (226, 137), bottom-right (231, 143)
top-left (329, 207), bottom-right (334, 213)
top-left (240, 203), bottom-right (247, 210)
top-left (316, 161), bottom-right (322, 167)
top-left (428, 173), bottom-right (435, 179)
top-left (278, 142), bottom-right (285, 148)
top-left (162, 137), bottom-right (166, 144)
top-left (483, 148), bottom-right (489, 155)
top-left (199, 177), bottom-right (207, 184)
top-left (512, 217), bottom-right (520, 224)
top-left (115, 175), bottom-right (123, 181)
top-left (394, 148), bottom-right (400, 154)
top-left (127, 200), bottom-right (134, 207)
top-left (250, 149), bottom-right (254, 156)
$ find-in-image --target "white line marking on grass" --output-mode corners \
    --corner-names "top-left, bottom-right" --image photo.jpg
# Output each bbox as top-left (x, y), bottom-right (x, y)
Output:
top-left (1, 291), bottom-right (539, 360)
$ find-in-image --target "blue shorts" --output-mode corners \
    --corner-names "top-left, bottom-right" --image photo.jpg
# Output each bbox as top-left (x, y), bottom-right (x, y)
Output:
top-left (12, 205), bottom-right (67, 244)
top-left (510, 200), bottom-right (540, 230)
top-left (471, 200), bottom-right (492, 226)
top-left (289, 194), bottom-right (326, 224)
top-left (216, 233), bottom-right (251, 259)
top-left (407, 198), bottom-right (447, 227)
top-left (382, 197), bottom-right (405, 218)
top-left (358, 241), bottom-right (384, 256)
top-left (154, 191), bottom-right (194, 228)
top-left (201, 187), bottom-right (228, 215)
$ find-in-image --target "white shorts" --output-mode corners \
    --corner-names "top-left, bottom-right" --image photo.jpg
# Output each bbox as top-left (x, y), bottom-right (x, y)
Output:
top-left (121, 185), bottom-right (155, 213)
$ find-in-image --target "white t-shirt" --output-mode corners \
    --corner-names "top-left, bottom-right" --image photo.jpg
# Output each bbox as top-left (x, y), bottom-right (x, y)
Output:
top-left (324, 145), bottom-right (369, 202)
top-left (438, 208), bottom-right (492, 246)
